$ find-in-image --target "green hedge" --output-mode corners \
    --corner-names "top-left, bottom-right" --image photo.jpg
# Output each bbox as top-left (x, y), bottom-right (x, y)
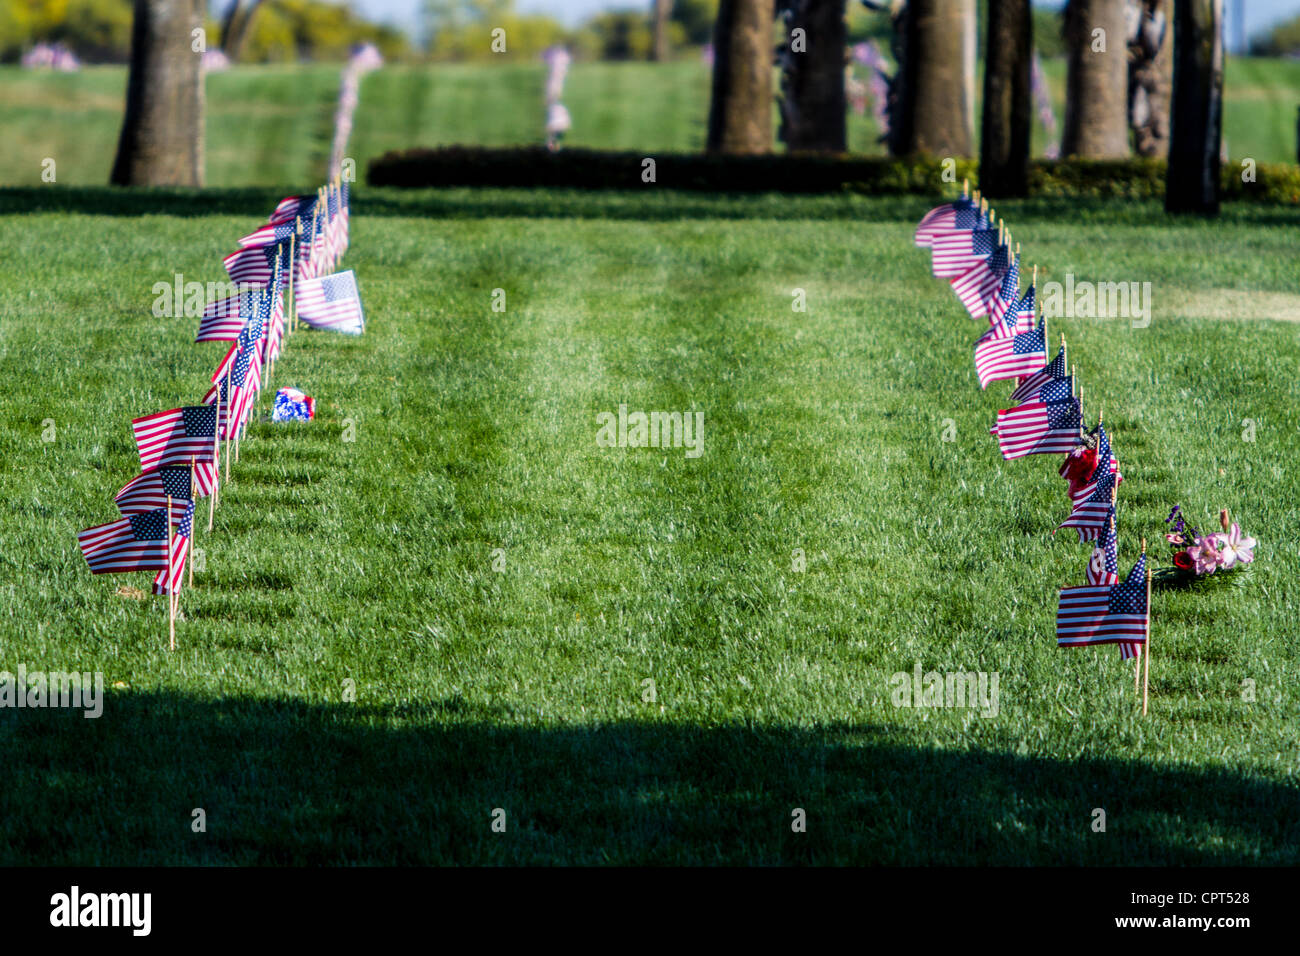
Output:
top-left (366, 146), bottom-right (1300, 204)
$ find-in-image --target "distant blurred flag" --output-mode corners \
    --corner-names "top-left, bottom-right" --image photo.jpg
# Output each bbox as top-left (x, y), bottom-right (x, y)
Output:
top-left (224, 241), bottom-right (289, 286)
top-left (340, 179), bottom-right (350, 252)
top-left (1056, 553), bottom-right (1148, 649)
top-left (951, 240), bottom-right (1009, 318)
top-left (115, 464), bottom-right (215, 515)
top-left (78, 506), bottom-right (187, 575)
top-left (974, 318), bottom-right (1047, 389)
top-left (1010, 345), bottom-right (1067, 404)
top-left (152, 500), bottom-right (195, 597)
top-left (195, 290), bottom-right (259, 343)
top-left (914, 197), bottom-right (979, 248)
top-left (992, 392), bottom-right (1081, 460)
top-left (296, 270), bottom-right (364, 335)
top-left (132, 406), bottom-right (218, 471)
top-left (931, 227), bottom-right (998, 278)
top-left (238, 219), bottom-right (296, 249)
top-left (273, 387), bottom-right (315, 422)
top-left (271, 195), bottom-right (313, 223)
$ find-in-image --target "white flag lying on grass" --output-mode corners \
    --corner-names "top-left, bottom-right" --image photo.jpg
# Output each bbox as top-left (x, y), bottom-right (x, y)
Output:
top-left (297, 269), bottom-right (365, 335)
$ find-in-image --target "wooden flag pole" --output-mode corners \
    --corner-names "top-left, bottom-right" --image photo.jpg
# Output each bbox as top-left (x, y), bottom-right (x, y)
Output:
top-left (1142, 537), bottom-right (1151, 715)
top-left (167, 495), bottom-right (176, 651)
top-left (224, 364), bottom-right (232, 483)
top-left (291, 217), bottom-right (301, 334)
top-left (962, 177), bottom-right (969, 198)
top-left (189, 457), bottom-right (196, 588)
top-left (209, 392), bottom-right (219, 529)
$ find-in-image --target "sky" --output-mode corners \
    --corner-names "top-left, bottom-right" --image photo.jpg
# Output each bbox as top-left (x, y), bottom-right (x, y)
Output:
top-left (348, 0), bottom-right (1300, 50)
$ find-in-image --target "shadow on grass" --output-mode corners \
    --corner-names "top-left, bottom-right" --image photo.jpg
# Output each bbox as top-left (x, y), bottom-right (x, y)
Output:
top-left (3, 186), bottom-right (1297, 227)
top-left (1, 691), bottom-right (1295, 865)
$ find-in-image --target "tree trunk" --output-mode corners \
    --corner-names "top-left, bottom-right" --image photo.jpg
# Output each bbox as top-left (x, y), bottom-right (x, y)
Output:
top-left (221, 0), bottom-right (265, 63)
top-left (893, 0), bottom-right (975, 157)
top-left (1061, 0), bottom-right (1130, 157)
top-left (652, 0), bottom-right (673, 62)
top-left (1128, 0), bottom-right (1172, 157)
top-left (1166, 0), bottom-right (1223, 215)
top-left (111, 0), bottom-right (205, 186)
top-left (980, 0), bottom-right (1032, 196)
top-left (778, 0), bottom-right (847, 153)
top-left (707, 0), bottom-right (774, 154)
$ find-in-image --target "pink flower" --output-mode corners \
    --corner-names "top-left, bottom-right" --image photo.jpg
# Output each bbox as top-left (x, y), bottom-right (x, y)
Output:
top-left (1190, 534), bottom-right (1223, 575)
top-left (1218, 523), bottom-right (1256, 568)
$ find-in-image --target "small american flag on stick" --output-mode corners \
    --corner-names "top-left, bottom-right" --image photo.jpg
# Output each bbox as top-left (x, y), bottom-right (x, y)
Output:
top-left (115, 464), bottom-right (215, 514)
top-left (152, 500), bottom-right (195, 596)
top-left (132, 406), bottom-right (217, 471)
top-left (974, 317), bottom-right (1047, 389)
top-left (1009, 346), bottom-right (1067, 403)
top-left (931, 227), bottom-right (998, 278)
top-left (297, 270), bottom-right (364, 335)
top-left (991, 390), bottom-right (1081, 460)
top-left (78, 506), bottom-right (188, 574)
top-left (914, 199), bottom-right (981, 248)
top-left (1056, 553), bottom-right (1148, 648)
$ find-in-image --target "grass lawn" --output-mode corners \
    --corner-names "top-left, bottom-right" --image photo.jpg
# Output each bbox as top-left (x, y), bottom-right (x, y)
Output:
top-left (0, 187), bottom-right (1297, 864)
top-left (1, 56), bottom-right (1298, 187)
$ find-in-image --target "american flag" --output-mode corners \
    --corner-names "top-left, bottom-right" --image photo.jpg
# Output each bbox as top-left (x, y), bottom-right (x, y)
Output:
top-left (1058, 472), bottom-right (1117, 541)
top-left (1056, 552), bottom-right (1148, 648)
top-left (152, 500), bottom-right (195, 596)
top-left (1065, 424), bottom-right (1123, 505)
top-left (1086, 513), bottom-right (1120, 587)
top-left (951, 241), bottom-right (1009, 318)
top-left (195, 290), bottom-right (259, 343)
top-left (992, 391), bottom-right (1081, 460)
top-left (974, 318), bottom-right (1047, 389)
top-left (297, 270), bottom-right (364, 335)
top-left (115, 464), bottom-right (216, 514)
top-left (987, 254), bottom-right (1020, 327)
top-left (914, 200), bottom-right (981, 248)
top-left (981, 284), bottom-right (1036, 342)
top-left (931, 227), bottom-right (998, 278)
top-left (1090, 514), bottom-right (1141, 663)
top-left (78, 506), bottom-right (187, 574)
top-left (203, 342), bottom-right (255, 437)
top-left (238, 218), bottom-right (296, 249)
top-left (271, 195), bottom-right (313, 222)
top-left (265, 283), bottom-right (286, 364)
top-left (325, 186), bottom-right (342, 261)
top-left (132, 406), bottom-right (217, 471)
top-left (224, 240), bottom-right (289, 286)
top-left (1010, 346), bottom-right (1067, 404)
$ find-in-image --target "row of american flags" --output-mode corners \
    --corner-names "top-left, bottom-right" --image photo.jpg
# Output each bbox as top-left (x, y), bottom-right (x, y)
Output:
top-left (915, 186), bottom-right (1150, 672)
top-left (77, 178), bottom-right (362, 647)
